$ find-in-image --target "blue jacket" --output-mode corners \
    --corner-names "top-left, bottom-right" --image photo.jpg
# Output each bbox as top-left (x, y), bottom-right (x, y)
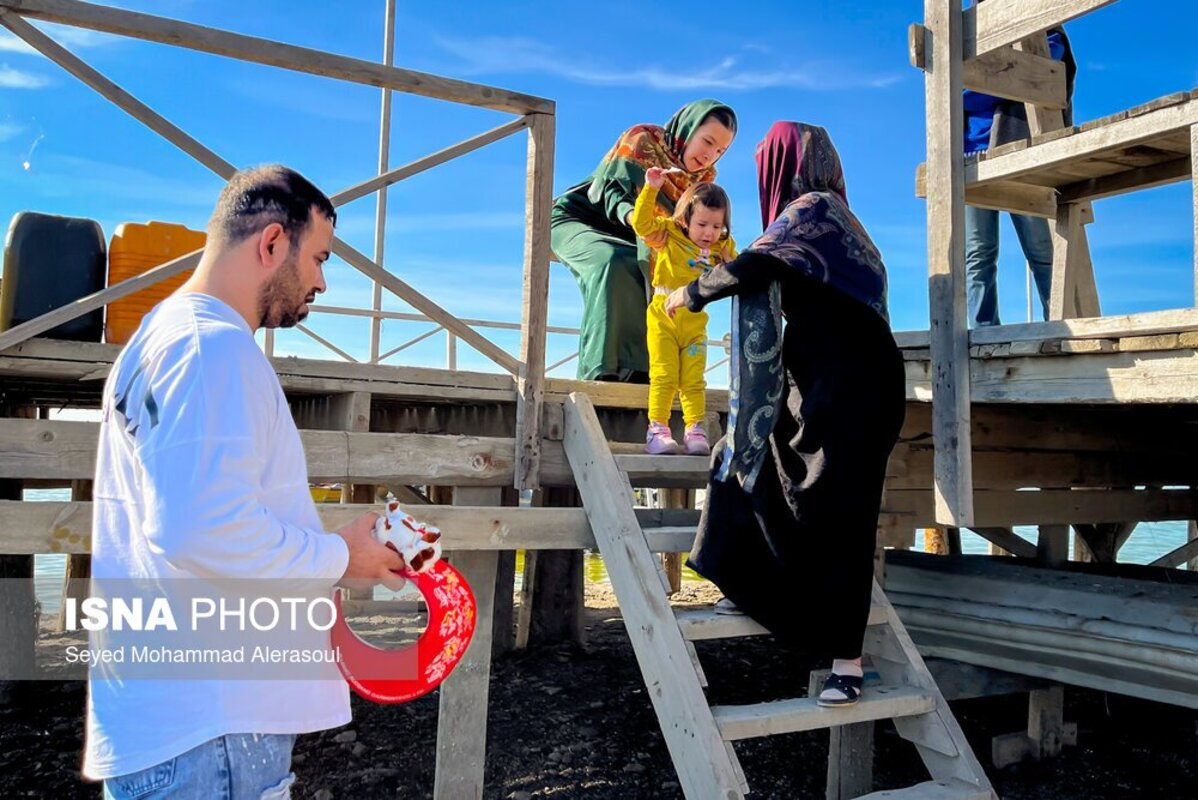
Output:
top-left (963, 31), bottom-right (1068, 154)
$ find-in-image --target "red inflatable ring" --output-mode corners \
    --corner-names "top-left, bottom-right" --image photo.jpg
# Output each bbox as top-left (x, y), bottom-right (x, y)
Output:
top-left (330, 560), bottom-right (476, 704)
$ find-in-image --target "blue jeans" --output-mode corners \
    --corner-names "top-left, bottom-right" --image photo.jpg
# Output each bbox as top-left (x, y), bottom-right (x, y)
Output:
top-left (965, 205), bottom-right (1054, 326)
top-left (103, 733), bottom-right (296, 800)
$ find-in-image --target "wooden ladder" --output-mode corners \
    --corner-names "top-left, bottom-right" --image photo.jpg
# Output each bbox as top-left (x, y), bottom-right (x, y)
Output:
top-left (563, 393), bottom-right (996, 800)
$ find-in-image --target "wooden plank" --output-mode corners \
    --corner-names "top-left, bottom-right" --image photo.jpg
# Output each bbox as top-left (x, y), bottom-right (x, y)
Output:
top-left (967, 527), bottom-right (1036, 559)
top-left (2, 0), bottom-right (553, 114)
top-left (562, 392), bottom-right (745, 797)
top-left (365, 0), bottom-right (395, 365)
top-left (1148, 536), bottom-right (1198, 569)
top-left (887, 488), bottom-right (1198, 527)
top-left (515, 113), bottom-right (555, 490)
top-left (907, 628), bottom-right (1198, 710)
top-left (331, 117), bottom-right (531, 208)
top-left (434, 487), bottom-right (501, 800)
top-left (910, 24), bottom-right (1067, 109)
top-left (968, 307), bottom-right (1198, 346)
top-left (1014, 33), bottom-right (1064, 137)
top-left (916, 163), bottom-right (1057, 219)
top-left (867, 585), bottom-right (995, 793)
top-left (0, 9), bottom-right (521, 376)
top-left (1057, 156), bottom-right (1192, 203)
top-left (964, 0), bottom-right (1119, 59)
top-left (970, 97), bottom-right (1198, 187)
top-left (712, 686), bottom-right (935, 741)
top-left (0, 499), bottom-right (696, 555)
top-left (924, 0), bottom-right (973, 527)
top-left (966, 349), bottom-right (1198, 404)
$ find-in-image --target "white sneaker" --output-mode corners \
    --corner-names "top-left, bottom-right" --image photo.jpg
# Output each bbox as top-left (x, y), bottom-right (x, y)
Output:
top-left (714, 597), bottom-right (744, 616)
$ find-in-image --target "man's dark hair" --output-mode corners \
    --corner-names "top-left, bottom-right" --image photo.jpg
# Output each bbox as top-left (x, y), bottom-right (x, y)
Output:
top-left (208, 165), bottom-right (336, 249)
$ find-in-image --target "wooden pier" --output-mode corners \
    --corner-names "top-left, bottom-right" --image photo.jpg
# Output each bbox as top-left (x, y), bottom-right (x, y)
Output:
top-left (1, 1), bottom-right (1197, 798)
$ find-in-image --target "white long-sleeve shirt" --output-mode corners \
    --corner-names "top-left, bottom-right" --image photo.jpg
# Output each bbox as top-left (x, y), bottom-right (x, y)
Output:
top-left (84, 292), bottom-right (351, 780)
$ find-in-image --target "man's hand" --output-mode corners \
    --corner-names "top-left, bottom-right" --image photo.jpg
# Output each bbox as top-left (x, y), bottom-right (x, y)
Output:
top-left (335, 512), bottom-right (406, 592)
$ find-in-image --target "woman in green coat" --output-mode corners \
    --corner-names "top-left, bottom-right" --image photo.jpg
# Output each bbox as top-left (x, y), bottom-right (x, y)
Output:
top-left (551, 99), bottom-right (737, 382)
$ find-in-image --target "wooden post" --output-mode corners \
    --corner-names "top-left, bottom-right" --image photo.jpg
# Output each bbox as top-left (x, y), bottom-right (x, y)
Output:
top-left (660, 488), bottom-right (688, 594)
top-left (434, 487), bottom-right (501, 800)
top-left (524, 487), bottom-right (584, 647)
top-left (1037, 524), bottom-right (1070, 566)
top-left (515, 112), bottom-right (555, 491)
top-left (56, 479), bottom-right (92, 631)
top-left (368, 0), bottom-right (396, 364)
top-left (923, 0), bottom-right (973, 526)
top-left (1188, 521), bottom-right (1198, 571)
top-left (0, 403), bottom-right (36, 704)
top-left (490, 486), bottom-right (519, 657)
top-left (1193, 123), bottom-right (1198, 305)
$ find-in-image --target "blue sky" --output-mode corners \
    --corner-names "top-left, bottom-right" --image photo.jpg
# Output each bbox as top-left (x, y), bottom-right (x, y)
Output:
top-left (1, 0), bottom-right (1195, 382)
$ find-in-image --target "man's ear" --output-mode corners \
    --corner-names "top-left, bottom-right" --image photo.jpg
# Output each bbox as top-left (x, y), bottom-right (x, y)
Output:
top-left (258, 223), bottom-right (288, 269)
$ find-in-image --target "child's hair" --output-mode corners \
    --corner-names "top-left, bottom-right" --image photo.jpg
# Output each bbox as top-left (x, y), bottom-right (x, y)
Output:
top-left (672, 183), bottom-right (732, 240)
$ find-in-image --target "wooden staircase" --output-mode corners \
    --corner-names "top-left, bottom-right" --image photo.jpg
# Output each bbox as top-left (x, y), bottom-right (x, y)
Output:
top-left (563, 392), bottom-right (996, 799)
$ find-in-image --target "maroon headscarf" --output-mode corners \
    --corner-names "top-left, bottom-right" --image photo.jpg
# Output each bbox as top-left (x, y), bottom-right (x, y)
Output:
top-left (755, 121), bottom-right (848, 230)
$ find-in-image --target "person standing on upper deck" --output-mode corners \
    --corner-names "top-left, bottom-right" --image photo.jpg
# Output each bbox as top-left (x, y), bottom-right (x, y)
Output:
top-left (963, 8), bottom-right (1076, 326)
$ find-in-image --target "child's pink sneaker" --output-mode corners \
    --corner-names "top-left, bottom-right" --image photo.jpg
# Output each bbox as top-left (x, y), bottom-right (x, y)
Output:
top-left (645, 421), bottom-right (682, 455)
top-left (683, 423), bottom-right (711, 456)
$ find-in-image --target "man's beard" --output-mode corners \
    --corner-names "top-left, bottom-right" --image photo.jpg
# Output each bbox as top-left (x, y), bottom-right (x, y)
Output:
top-left (258, 251), bottom-right (308, 329)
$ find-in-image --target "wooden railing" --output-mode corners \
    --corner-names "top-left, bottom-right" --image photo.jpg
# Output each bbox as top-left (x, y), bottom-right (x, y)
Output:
top-left (0, 0), bottom-right (556, 488)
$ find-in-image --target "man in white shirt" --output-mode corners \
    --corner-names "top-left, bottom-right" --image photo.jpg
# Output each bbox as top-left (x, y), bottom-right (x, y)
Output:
top-left (86, 165), bottom-right (405, 798)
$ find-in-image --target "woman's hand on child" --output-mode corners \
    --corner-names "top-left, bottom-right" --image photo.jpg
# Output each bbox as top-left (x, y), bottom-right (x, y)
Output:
top-left (664, 286), bottom-right (688, 318)
top-left (645, 167), bottom-right (666, 189)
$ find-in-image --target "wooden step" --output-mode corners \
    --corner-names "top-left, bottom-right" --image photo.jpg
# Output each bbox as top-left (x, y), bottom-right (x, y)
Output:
top-left (711, 685), bottom-right (936, 741)
top-left (614, 453), bottom-right (710, 487)
top-left (676, 605), bottom-right (888, 641)
top-left (854, 778), bottom-right (992, 800)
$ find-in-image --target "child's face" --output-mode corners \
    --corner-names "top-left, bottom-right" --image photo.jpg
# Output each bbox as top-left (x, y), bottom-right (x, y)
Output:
top-left (686, 204), bottom-right (725, 249)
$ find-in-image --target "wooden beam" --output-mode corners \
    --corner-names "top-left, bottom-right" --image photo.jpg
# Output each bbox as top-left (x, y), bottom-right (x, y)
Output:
top-left (916, 163), bottom-right (1058, 218)
top-left (969, 98), bottom-right (1198, 187)
top-left (1057, 156), bottom-right (1192, 204)
top-left (968, 527), bottom-right (1036, 559)
top-left (964, 0), bottom-right (1119, 59)
top-left (434, 487), bottom-right (501, 799)
top-left (887, 488), bottom-right (1198, 527)
top-left (968, 307), bottom-right (1198, 346)
top-left (0, 8), bottom-right (522, 374)
top-left (924, 0), bottom-right (973, 526)
top-left (562, 392), bottom-right (745, 796)
top-left (330, 117), bottom-right (531, 208)
top-left (1147, 536), bottom-right (1198, 569)
top-left (0, 500), bottom-right (700, 555)
top-left (0, 0), bottom-right (553, 114)
top-left (514, 113), bottom-right (555, 490)
top-left (910, 24), bottom-right (1066, 109)
top-left (1014, 33), bottom-right (1064, 137)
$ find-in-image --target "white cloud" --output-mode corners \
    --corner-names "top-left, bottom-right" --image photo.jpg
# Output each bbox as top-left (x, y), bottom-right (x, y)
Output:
top-left (0, 24), bottom-right (115, 56)
top-left (0, 65), bottom-right (51, 88)
top-left (0, 121), bottom-right (24, 141)
top-left (432, 36), bottom-right (903, 92)
top-left (20, 153), bottom-right (220, 209)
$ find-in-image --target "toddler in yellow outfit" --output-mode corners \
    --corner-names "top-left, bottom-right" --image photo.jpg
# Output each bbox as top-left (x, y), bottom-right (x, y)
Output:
top-left (632, 167), bottom-right (737, 455)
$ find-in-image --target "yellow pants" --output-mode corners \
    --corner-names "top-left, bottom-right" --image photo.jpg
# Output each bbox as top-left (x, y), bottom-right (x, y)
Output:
top-left (647, 294), bottom-right (708, 426)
